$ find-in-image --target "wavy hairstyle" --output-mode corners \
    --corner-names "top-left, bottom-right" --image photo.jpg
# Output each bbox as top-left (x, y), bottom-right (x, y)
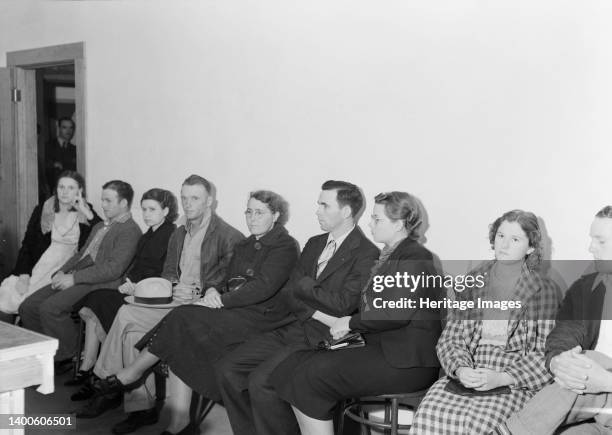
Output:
top-left (374, 191), bottom-right (423, 241)
top-left (249, 190), bottom-right (290, 226)
top-left (141, 188), bottom-right (179, 223)
top-left (489, 209), bottom-right (542, 269)
top-left (53, 170), bottom-right (86, 212)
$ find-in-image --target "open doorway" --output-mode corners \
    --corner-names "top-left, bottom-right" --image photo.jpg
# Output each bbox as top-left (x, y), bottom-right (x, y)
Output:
top-left (36, 64), bottom-right (77, 202)
top-left (0, 43), bottom-right (84, 278)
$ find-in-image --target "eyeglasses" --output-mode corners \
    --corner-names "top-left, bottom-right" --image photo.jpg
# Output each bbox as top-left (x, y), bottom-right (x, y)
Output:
top-left (244, 209), bottom-right (270, 218)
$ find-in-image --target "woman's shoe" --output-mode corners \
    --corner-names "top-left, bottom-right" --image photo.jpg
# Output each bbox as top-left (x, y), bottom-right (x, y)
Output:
top-left (65, 368), bottom-right (93, 386)
top-left (93, 374), bottom-right (143, 396)
top-left (70, 382), bottom-right (95, 401)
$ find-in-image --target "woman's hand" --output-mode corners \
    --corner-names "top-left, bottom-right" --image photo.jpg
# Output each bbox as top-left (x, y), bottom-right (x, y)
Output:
top-left (472, 368), bottom-right (514, 391)
top-left (195, 287), bottom-right (224, 309)
top-left (456, 367), bottom-right (485, 389)
top-left (74, 192), bottom-right (94, 220)
top-left (330, 316), bottom-right (352, 340)
top-left (118, 278), bottom-right (136, 295)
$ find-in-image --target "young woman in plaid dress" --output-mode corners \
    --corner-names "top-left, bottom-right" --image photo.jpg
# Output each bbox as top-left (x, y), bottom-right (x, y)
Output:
top-left (411, 210), bottom-right (560, 434)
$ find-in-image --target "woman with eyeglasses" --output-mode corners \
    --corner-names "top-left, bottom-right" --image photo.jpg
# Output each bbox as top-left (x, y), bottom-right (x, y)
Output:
top-left (269, 191), bottom-right (443, 435)
top-left (92, 190), bottom-right (299, 435)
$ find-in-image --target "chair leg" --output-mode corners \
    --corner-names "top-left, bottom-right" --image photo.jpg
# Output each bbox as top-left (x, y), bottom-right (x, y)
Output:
top-left (154, 371), bottom-right (167, 404)
top-left (390, 398), bottom-right (399, 435)
top-left (335, 400), bottom-right (346, 435)
top-left (190, 393), bottom-right (214, 428)
top-left (73, 319), bottom-right (85, 377)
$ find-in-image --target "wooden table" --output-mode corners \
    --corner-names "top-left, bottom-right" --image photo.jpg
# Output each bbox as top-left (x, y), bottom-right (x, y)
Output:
top-left (0, 321), bottom-right (58, 434)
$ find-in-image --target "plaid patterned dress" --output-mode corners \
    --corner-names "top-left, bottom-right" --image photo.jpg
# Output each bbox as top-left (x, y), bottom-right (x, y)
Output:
top-left (411, 261), bottom-right (560, 434)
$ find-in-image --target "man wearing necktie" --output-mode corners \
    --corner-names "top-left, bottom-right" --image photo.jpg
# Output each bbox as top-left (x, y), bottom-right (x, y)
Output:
top-left (501, 206), bottom-right (612, 434)
top-left (45, 117), bottom-right (77, 196)
top-left (215, 180), bottom-right (379, 435)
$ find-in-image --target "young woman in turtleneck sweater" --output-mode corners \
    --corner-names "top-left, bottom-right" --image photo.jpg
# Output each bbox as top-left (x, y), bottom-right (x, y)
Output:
top-left (412, 210), bottom-right (561, 435)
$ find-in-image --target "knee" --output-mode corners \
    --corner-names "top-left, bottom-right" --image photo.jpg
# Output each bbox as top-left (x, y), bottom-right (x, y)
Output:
top-left (39, 297), bottom-right (63, 319)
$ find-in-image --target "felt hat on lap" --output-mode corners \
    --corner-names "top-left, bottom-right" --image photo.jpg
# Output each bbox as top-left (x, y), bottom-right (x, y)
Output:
top-left (124, 277), bottom-right (181, 309)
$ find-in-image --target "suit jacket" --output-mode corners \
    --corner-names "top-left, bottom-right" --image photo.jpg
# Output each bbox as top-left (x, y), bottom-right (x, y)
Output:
top-left (45, 138), bottom-right (77, 189)
top-left (349, 238), bottom-right (442, 369)
top-left (60, 215), bottom-right (142, 290)
top-left (545, 272), bottom-right (605, 368)
top-left (162, 213), bottom-right (245, 291)
top-left (281, 226), bottom-right (379, 342)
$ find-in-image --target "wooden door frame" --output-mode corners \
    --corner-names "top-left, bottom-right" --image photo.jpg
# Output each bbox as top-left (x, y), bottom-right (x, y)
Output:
top-left (5, 42), bottom-right (85, 246)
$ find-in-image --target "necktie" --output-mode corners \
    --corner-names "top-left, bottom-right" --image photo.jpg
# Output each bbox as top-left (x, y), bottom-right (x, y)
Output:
top-left (316, 239), bottom-right (337, 278)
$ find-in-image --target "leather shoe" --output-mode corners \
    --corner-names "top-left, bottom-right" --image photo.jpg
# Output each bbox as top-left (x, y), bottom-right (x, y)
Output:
top-left (111, 408), bottom-right (158, 434)
top-left (75, 392), bottom-right (122, 418)
top-left (65, 368), bottom-right (93, 386)
top-left (94, 374), bottom-right (142, 396)
top-left (70, 382), bottom-right (96, 401)
top-left (160, 421), bottom-right (201, 435)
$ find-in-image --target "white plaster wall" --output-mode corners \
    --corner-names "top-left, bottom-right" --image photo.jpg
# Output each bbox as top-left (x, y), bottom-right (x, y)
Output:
top-left (1, 0), bottom-right (611, 263)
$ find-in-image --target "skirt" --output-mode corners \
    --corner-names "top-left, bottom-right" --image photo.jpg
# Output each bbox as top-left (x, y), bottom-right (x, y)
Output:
top-left (135, 304), bottom-right (270, 401)
top-left (271, 333), bottom-right (440, 420)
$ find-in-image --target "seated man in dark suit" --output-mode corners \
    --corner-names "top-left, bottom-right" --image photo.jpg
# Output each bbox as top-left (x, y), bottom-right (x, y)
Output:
top-left (19, 180), bottom-right (142, 372)
top-left (215, 179), bottom-right (380, 435)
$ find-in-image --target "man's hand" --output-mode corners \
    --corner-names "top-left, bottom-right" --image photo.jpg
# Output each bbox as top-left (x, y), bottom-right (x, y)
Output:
top-left (195, 287), bottom-right (223, 309)
top-left (330, 316), bottom-right (351, 340)
top-left (472, 368), bottom-right (514, 391)
top-left (456, 367), bottom-right (485, 389)
top-left (551, 346), bottom-right (590, 391)
top-left (53, 273), bottom-right (75, 290)
top-left (118, 278), bottom-right (136, 295)
top-left (561, 352), bottom-right (612, 394)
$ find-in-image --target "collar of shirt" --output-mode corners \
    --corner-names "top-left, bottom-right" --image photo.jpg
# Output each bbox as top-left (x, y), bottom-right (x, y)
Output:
top-left (186, 212), bottom-right (212, 236)
top-left (105, 211), bottom-right (131, 227)
top-left (592, 273), bottom-right (612, 292)
top-left (59, 138), bottom-right (72, 148)
top-left (326, 225), bottom-right (355, 250)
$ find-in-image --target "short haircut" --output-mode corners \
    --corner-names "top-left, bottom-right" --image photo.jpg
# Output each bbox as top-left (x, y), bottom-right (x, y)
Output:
top-left (141, 188), bottom-right (179, 223)
top-left (249, 190), bottom-right (290, 226)
top-left (182, 174), bottom-right (212, 195)
top-left (321, 180), bottom-right (363, 218)
top-left (489, 209), bottom-right (543, 269)
top-left (54, 170), bottom-right (86, 212)
top-left (596, 206), bottom-right (612, 219)
top-left (374, 191), bottom-right (423, 241)
top-left (102, 180), bottom-right (134, 208)
top-left (58, 117), bottom-right (75, 129)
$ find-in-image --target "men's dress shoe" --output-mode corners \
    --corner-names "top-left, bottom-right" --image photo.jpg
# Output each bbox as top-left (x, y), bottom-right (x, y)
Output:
top-left (159, 421), bottom-right (201, 435)
top-left (65, 368), bottom-right (93, 386)
top-left (54, 358), bottom-right (74, 375)
top-left (111, 408), bottom-right (159, 434)
top-left (75, 392), bottom-right (122, 418)
top-left (70, 382), bottom-right (96, 401)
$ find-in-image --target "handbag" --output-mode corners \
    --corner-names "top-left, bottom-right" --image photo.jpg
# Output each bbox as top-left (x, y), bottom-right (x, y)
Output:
top-left (318, 332), bottom-right (366, 351)
top-left (444, 377), bottom-right (511, 396)
top-left (225, 276), bottom-right (249, 293)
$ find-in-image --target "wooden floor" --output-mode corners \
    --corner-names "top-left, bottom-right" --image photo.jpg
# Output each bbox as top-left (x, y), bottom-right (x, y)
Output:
top-left (25, 370), bottom-right (233, 435)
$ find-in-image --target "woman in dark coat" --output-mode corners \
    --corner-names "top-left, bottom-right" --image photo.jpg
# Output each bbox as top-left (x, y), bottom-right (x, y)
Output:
top-left (0, 170), bottom-right (100, 316)
top-left (69, 188), bottom-right (178, 392)
top-left (269, 191), bottom-right (442, 435)
top-left (96, 190), bottom-right (299, 435)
